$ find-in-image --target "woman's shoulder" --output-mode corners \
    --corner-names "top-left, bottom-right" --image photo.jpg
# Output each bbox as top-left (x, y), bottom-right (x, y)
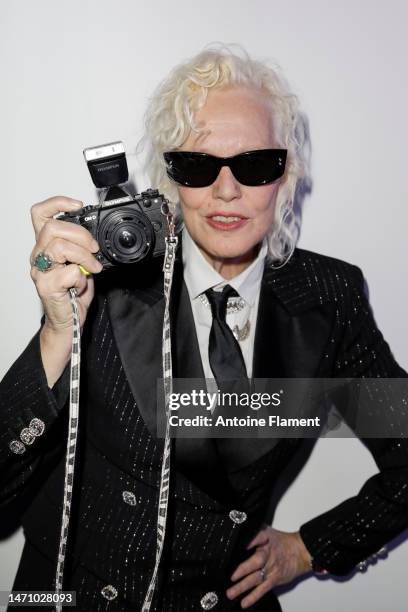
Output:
top-left (293, 247), bottom-right (364, 279)
top-left (263, 247), bottom-right (366, 313)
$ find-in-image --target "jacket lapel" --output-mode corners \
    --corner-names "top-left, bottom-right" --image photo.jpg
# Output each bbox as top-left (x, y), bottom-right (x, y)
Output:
top-left (105, 256), bottom-right (237, 503)
top-left (105, 261), bottom-right (166, 440)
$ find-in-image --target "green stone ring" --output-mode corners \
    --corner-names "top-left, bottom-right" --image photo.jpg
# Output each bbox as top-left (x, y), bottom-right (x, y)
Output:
top-left (34, 251), bottom-right (55, 272)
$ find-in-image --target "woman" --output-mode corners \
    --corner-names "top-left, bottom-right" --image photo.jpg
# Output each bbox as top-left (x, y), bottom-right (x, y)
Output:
top-left (1, 46), bottom-right (408, 611)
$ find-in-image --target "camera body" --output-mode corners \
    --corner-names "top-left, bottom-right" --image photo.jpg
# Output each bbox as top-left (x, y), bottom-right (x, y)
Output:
top-left (59, 189), bottom-right (167, 269)
top-left (58, 141), bottom-right (169, 269)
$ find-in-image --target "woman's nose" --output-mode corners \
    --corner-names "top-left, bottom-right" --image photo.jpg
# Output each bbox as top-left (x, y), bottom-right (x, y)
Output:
top-left (212, 166), bottom-right (242, 201)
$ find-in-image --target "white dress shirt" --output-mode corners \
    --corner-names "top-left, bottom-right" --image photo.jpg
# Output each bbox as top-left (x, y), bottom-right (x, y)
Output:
top-left (182, 227), bottom-right (267, 379)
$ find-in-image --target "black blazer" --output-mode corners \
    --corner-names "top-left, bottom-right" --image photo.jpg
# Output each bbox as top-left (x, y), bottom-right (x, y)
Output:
top-left (1, 247), bottom-right (408, 612)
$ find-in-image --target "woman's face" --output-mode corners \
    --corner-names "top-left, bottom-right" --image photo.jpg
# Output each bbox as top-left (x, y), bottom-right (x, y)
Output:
top-left (177, 86), bottom-right (283, 276)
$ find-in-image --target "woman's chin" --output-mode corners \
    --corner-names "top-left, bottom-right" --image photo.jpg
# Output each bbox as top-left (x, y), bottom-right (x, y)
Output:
top-left (199, 241), bottom-right (258, 265)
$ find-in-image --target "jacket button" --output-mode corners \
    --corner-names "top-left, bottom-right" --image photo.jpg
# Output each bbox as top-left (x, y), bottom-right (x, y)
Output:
top-left (9, 440), bottom-right (26, 454)
top-left (357, 560), bottom-right (368, 572)
top-left (101, 585), bottom-right (118, 601)
top-left (200, 591), bottom-right (218, 609)
top-left (29, 418), bottom-right (45, 437)
top-left (122, 491), bottom-right (137, 506)
top-left (229, 510), bottom-right (247, 524)
top-left (20, 428), bottom-right (35, 445)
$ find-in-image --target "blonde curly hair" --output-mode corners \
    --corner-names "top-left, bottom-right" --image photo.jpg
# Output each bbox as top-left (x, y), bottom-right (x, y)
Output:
top-left (141, 44), bottom-right (306, 262)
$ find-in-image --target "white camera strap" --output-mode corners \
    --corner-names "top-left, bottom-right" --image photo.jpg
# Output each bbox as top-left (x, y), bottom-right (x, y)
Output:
top-left (142, 210), bottom-right (178, 611)
top-left (54, 287), bottom-right (81, 612)
top-left (54, 208), bottom-right (178, 612)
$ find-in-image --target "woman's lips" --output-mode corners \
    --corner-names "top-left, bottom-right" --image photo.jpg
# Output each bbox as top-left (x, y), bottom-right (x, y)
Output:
top-left (205, 213), bottom-right (249, 231)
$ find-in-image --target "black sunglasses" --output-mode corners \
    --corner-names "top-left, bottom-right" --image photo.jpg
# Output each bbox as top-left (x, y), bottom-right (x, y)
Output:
top-left (163, 149), bottom-right (287, 187)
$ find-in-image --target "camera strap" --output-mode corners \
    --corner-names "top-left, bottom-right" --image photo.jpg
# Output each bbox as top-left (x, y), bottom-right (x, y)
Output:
top-left (54, 287), bottom-right (81, 612)
top-left (53, 205), bottom-right (179, 612)
top-left (142, 209), bottom-right (178, 611)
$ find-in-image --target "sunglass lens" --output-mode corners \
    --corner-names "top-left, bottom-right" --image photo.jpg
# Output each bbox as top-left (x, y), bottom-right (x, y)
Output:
top-left (165, 153), bottom-right (218, 187)
top-left (232, 150), bottom-right (287, 186)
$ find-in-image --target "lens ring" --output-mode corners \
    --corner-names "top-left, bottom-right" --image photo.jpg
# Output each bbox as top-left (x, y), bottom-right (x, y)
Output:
top-left (97, 208), bottom-right (155, 264)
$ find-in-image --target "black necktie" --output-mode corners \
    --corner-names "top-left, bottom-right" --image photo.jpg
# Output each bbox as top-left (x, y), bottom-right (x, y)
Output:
top-left (205, 285), bottom-right (248, 388)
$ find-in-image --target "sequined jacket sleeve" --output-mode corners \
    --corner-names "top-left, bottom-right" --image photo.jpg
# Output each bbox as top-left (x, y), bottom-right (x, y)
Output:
top-left (0, 324), bottom-right (70, 514)
top-left (299, 265), bottom-right (408, 576)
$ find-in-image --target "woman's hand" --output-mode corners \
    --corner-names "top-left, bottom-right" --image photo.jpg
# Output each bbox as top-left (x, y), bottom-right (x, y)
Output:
top-left (29, 196), bottom-right (103, 386)
top-left (30, 196), bottom-right (102, 332)
top-left (226, 526), bottom-right (312, 609)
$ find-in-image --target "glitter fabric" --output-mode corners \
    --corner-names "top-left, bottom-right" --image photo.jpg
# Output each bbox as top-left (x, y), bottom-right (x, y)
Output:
top-left (1, 247), bottom-right (407, 611)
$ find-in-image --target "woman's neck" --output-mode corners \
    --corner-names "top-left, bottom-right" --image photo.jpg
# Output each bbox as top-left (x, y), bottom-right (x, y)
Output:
top-left (199, 245), bottom-right (259, 280)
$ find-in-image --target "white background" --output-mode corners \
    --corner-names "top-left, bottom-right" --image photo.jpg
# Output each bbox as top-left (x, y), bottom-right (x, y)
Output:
top-left (1, 1), bottom-right (407, 610)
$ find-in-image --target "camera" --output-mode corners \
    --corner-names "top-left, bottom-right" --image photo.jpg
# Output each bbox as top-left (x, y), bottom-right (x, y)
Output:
top-left (58, 142), bottom-right (169, 269)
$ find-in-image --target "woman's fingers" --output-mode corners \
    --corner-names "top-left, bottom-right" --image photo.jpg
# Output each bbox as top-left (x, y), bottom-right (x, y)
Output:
top-left (230, 548), bottom-right (268, 582)
top-left (246, 528), bottom-right (270, 550)
top-left (31, 219), bottom-right (99, 265)
top-left (226, 564), bottom-right (273, 601)
top-left (29, 195), bottom-right (99, 337)
top-left (30, 196), bottom-right (83, 237)
top-left (239, 569), bottom-right (278, 609)
top-left (31, 263), bottom-right (88, 295)
top-left (31, 237), bottom-right (103, 274)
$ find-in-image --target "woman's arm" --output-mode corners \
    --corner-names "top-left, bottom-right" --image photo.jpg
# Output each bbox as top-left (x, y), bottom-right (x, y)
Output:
top-left (0, 195), bottom-right (102, 516)
top-left (299, 265), bottom-right (408, 575)
top-left (0, 323), bottom-right (70, 515)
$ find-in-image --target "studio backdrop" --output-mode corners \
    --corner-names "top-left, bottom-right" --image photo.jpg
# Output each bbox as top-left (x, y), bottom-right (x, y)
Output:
top-left (1, 1), bottom-right (407, 611)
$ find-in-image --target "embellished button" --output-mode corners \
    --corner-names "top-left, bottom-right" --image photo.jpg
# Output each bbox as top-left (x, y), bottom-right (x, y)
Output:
top-left (20, 428), bottom-right (35, 445)
top-left (122, 490), bottom-right (137, 506)
top-left (357, 560), bottom-right (368, 572)
top-left (101, 585), bottom-right (118, 601)
top-left (29, 418), bottom-right (45, 437)
top-left (9, 440), bottom-right (26, 454)
top-left (200, 591), bottom-right (218, 610)
top-left (229, 510), bottom-right (247, 524)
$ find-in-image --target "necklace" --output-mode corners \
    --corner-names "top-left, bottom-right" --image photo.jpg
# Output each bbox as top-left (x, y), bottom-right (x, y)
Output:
top-left (232, 320), bottom-right (251, 341)
top-left (199, 293), bottom-right (251, 342)
top-left (199, 293), bottom-right (246, 313)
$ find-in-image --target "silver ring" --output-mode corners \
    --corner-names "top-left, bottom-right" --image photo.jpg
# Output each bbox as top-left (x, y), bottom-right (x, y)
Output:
top-left (33, 251), bottom-right (55, 272)
top-left (259, 567), bottom-right (266, 582)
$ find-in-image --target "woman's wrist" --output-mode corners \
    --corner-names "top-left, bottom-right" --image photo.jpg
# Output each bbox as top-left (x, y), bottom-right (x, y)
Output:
top-left (292, 531), bottom-right (314, 574)
top-left (40, 322), bottom-right (72, 388)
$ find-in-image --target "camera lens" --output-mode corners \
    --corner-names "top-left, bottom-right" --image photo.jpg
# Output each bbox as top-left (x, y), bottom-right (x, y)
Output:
top-left (98, 207), bottom-right (155, 264)
top-left (118, 230), bottom-right (137, 249)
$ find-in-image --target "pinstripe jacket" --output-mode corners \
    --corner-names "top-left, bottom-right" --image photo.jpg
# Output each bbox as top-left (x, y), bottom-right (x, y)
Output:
top-left (1, 247), bottom-right (408, 611)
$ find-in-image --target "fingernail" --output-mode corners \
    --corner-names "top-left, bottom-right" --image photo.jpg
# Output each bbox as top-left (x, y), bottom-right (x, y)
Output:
top-left (79, 265), bottom-right (90, 277)
top-left (70, 201), bottom-right (83, 209)
top-left (92, 240), bottom-right (100, 250)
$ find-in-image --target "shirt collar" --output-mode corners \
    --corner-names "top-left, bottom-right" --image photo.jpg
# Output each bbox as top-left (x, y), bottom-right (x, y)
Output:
top-left (182, 227), bottom-right (267, 306)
